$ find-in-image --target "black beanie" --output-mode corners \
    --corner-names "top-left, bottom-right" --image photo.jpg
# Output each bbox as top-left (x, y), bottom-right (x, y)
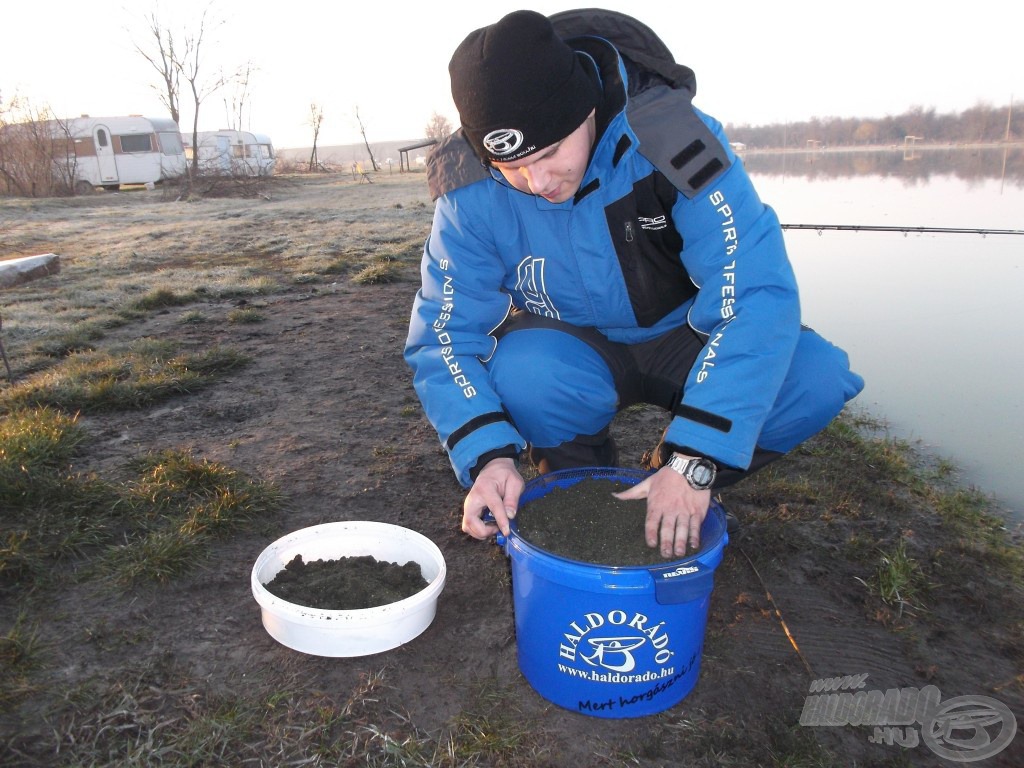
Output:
top-left (449, 10), bottom-right (600, 164)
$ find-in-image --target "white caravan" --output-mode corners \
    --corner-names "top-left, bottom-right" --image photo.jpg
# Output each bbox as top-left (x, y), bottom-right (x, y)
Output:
top-left (48, 115), bottom-right (186, 192)
top-left (182, 130), bottom-right (276, 176)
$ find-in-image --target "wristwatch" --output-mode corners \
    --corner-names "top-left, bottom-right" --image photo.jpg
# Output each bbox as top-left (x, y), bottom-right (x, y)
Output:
top-left (666, 453), bottom-right (717, 490)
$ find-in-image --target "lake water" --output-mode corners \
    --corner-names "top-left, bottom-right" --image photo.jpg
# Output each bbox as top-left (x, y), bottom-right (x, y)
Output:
top-left (744, 147), bottom-right (1024, 523)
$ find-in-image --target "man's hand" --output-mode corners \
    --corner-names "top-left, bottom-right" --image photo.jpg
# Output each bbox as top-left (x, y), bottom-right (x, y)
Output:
top-left (462, 457), bottom-right (524, 538)
top-left (615, 467), bottom-right (710, 557)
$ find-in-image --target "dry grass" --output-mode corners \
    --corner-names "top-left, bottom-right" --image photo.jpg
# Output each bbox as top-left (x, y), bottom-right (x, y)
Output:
top-left (1, 173), bottom-right (432, 378)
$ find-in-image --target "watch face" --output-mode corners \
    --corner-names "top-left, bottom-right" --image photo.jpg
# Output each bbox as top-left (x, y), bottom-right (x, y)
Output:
top-left (688, 461), bottom-right (715, 488)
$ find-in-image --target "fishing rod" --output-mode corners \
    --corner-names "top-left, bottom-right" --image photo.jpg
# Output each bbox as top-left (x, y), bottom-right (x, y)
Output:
top-left (781, 224), bottom-right (1024, 236)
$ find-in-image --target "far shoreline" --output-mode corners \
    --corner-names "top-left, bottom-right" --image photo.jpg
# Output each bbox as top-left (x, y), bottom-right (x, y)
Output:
top-left (740, 140), bottom-right (1024, 154)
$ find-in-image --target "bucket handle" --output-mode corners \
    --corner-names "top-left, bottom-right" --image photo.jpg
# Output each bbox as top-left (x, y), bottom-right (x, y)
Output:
top-left (649, 561), bottom-right (714, 604)
top-left (481, 511), bottom-right (510, 552)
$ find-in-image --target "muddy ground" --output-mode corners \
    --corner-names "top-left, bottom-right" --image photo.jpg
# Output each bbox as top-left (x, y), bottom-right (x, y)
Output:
top-left (1, 174), bottom-right (1021, 767)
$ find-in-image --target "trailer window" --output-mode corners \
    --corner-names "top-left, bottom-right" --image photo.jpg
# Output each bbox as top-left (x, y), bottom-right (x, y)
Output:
top-left (119, 134), bottom-right (154, 153)
top-left (158, 131), bottom-right (184, 155)
top-left (96, 129), bottom-right (109, 148)
top-left (72, 138), bottom-right (96, 157)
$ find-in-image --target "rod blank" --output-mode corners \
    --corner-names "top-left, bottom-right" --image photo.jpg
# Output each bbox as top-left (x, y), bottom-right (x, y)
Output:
top-left (781, 224), bottom-right (1024, 236)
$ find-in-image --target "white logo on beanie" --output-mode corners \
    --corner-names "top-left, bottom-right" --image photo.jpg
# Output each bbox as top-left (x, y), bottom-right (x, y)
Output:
top-left (483, 129), bottom-right (524, 157)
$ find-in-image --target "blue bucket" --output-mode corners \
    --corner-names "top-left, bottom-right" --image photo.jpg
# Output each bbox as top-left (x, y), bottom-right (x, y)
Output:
top-left (497, 467), bottom-right (729, 719)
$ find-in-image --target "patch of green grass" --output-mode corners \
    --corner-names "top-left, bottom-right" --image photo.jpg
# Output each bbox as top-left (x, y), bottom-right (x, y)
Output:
top-left (805, 412), bottom-right (918, 490)
top-left (351, 258), bottom-right (406, 285)
top-left (932, 487), bottom-right (1017, 545)
top-left (0, 409), bottom-right (123, 582)
top-left (0, 341), bottom-right (250, 414)
top-left (1, 411), bottom-right (282, 589)
top-left (321, 248), bottom-right (371, 275)
top-left (1, 471), bottom-right (122, 586)
top-left (130, 448), bottom-right (244, 501)
top-left (212, 275), bottom-right (279, 298)
top-left (871, 539), bottom-right (925, 615)
top-left (816, 415), bottom-right (1023, 623)
top-left (734, 408), bottom-right (1022, 633)
top-left (179, 310), bottom-right (208, 324)
top-left (96, 529), bottom-right (203, 586)
top-left (128, 448), bottom-right (282, 532)
top-left (227, 307), bottom-right (265, 324)
top-left (89, 449), bottom-right (284, 585)
top-left (0, 612), bottom-right (45, 711)
top-left (32, 320), bottom-right (109, 357)
top-left (178, 346), bottom-right (249, 376)
top-left (443, 710), bottom-right (538, 763)
top-left (131, 287), bottom-right (199, 311)
top-left (0, 407), bottom-right (86, 482)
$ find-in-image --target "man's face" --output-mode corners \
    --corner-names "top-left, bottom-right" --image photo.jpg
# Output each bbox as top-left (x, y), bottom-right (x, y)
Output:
top-left (491, 110), bottom-right (596, 203)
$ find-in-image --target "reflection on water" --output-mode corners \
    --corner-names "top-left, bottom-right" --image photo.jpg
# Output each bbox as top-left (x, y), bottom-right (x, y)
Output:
top-left (747, 150), bottom-right (1024, 523)
top-left (742, 146), bottom-right (1024, 187)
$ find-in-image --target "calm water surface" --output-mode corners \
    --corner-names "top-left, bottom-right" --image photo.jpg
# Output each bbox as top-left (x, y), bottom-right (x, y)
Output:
top-left (746, 149), bottom-right (1024, 522)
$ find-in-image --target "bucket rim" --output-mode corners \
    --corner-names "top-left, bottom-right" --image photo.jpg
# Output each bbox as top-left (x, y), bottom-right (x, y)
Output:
top-left (250, 521), bottom-right (447, 619)
top-left (510, 467), bottom-right (728, 569)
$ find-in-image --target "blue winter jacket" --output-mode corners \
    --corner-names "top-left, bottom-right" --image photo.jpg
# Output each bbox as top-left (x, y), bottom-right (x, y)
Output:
top-left (405, 39), bottom-right (801, 487)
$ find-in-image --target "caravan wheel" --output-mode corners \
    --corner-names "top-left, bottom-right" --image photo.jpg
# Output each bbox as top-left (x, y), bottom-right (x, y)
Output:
top-left (74, 180), bottom-right (94, 195)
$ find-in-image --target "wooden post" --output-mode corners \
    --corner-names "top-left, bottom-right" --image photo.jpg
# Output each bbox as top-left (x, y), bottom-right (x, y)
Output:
top-left (0, 253), bottom-right (61, 289)
top-left (1, 253), bottom-right (61, 381)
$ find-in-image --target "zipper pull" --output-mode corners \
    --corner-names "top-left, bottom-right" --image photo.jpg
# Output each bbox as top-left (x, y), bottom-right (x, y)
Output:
top-left (625, 221), bottom-right (634, 243)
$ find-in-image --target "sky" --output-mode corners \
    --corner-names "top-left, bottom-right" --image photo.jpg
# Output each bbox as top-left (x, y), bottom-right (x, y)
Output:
top-left (3, 1), bottom-right (1021, 151)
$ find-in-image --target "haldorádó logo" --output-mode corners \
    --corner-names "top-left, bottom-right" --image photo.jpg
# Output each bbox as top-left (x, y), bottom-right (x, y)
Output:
top-left (560, 609), bottom-right (673, 672)
top-left (800, 674), bottom-right (1017, 762)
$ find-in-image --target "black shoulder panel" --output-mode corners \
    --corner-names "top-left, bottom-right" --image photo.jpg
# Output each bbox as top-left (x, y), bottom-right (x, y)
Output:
top-left (628, 84), bottom-right (731, 199)
top-left (426, 129), bottom-right (489, 201)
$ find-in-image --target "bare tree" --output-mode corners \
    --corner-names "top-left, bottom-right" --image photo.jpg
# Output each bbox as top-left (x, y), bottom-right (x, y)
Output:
top-left (354, 106), bottom-right (379, 171)
top-left (223, 61), bottom-right (257, 131)
top-left (135, 10), bottom-right (181, 125)
top-left (425, 112), bottom-right (454, 143)
top-left (0, 94), bottom-right (69, 198)
top-left (178, 9), bottom-right (230, 177)
top-left (308, 102), bottom-right (324, 172)
top-left (134, 4), bottom-right (232, 178)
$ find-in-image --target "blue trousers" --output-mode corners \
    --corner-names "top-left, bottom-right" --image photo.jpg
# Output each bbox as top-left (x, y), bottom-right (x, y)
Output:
top-left (485, 312), bottom-right (863, 486)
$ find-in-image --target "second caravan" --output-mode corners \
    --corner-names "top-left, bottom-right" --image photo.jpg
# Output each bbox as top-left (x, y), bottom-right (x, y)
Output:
top-left (182, 130), bottom-right (276, 176)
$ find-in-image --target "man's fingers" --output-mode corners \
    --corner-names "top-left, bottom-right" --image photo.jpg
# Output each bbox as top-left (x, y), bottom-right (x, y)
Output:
top-left (660, 513), bottom-right (677, 557)
top-left (688, 512), bottom-right (703, 552)
top-left (613, 478), bottom-right (651, 501)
